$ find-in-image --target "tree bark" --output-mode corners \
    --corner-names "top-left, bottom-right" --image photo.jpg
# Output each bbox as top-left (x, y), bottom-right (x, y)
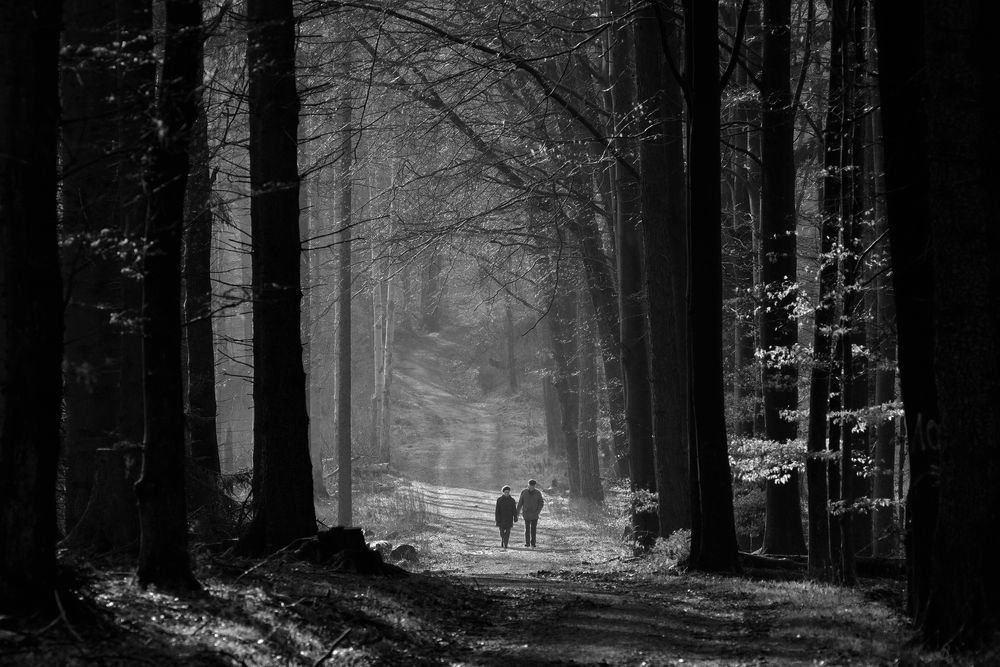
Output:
top-left (183, 44), bottom-right (221, 481)
top-left (548, 279), bottom-right (582, 496)
top-left (336, 50), bottom-right (354, 526)
top-left (918, 1), bottom-right (1000, 648)
top-left (633, 0), bottom-right (691, 538)
top-left (239, 0), bottom-right (317, 553)
top-left (0, 0), bottom-right (64, 614)
top-left (115, 0), bottom-right (153, 449)
top-left (871, 0), bottom-right (938, 622)
top-left (685, 0), bottom-right (740, 572)
top-left (577, 290), bottom-right (604, 502)
top-left (610, 0), bottom-right (658, 548)
top-left (759, 0), bottom-right (805, 556)
top-left (134, 0), bottom-right (202, 591)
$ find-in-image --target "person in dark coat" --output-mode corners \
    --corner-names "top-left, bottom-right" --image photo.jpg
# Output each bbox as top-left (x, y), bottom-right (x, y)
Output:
top-left (516, 479), bottom-right (545, 547)
top-left (495, 485), bottom-right (518, 548)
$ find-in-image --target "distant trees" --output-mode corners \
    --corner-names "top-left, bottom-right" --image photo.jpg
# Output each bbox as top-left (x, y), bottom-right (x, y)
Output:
top-left (0, 0), bottom-right (64, 615)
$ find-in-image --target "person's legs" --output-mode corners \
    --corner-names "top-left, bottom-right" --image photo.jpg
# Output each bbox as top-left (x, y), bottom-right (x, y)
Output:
top-left (529, 520), bottom-right (537, 547)
top-left (500, 526), bottom-right (510, 547)
top-left (524, 521), bottom-right (531, 546)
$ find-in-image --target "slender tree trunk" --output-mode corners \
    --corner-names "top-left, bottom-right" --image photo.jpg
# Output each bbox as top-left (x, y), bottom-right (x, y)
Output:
top-left (634, 0), bottom-right (691, 538)
top-left (610, 0), bottom-right (658, 547)
top-left (548, 280), bottom-right (581, 495)
top-left (380, 278), bottom-right (396, 463)
top-left (505, 303), bottom-right (517, 392)
top-left (543, 375), bottom-right (565, 457)
top-left (0, 0), bottom-right (64, 614)
top-left (183, 46), bottom-right (221, 480)
top-left (422, 249), bottom-right (442, 332)
top-left (336, 50), bottom-right (354, 526)
top-left (685, 0), bottom-right (740, 572)
top-left (577, 290), bottom-right (604, 502)
top-left (134, 0), bottom-right (202, 591)
top-left (872, 255), bottom-right (897, 557)
top-left (759, 0), bottom-right (805, 556)
top-left (372, 253), bottom-right (385, 459)
top-left (239, 0), bottom-right (317, 554)
top-left (116, 0), bottom-right (153, 448)
top-left (570, 206), bottom-right (628, 478)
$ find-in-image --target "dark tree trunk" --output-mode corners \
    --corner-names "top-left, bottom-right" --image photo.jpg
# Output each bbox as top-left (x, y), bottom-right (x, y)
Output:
top-left (336, 54), bottom-right (354, 526)
top-left (759, 0), bottom-right (805, 556)
top-left (871, 0), bottom-right (938, 622)
top-left (543, 375), bottom-right (565, 457)
top-left (134, 0), bottom-right (202, 591)
top-left (685, 0), bottom-right (740, 573)
top-left (918, 1), bottom-right (1000, 649)
top-left (115, 0), bottom-right (153, 448)
top-left (60, 0), bottom-right (122, 533)
top-left (183, 47), bottom-right (221, 480)
top-left (504, 303), bottom-right (517, 392)
top-left (422, 249), bottom-right (443, 332)
top-left (726, 3), bottom-right (759, 440)
top-left (577, 292), bottom-right (604, 502)
top-left (569, 207), bottom-right (628, 478)
top-left (239, 0), bottom-right (317, 553)
top-left (804, 36), bottom-right (847, 577)
top-left (548, 281), bottom-right (582, 495)
top-left (872, 263), bottom-right (897, 557)
top-left (634, 0), bottom-right (691, 538)
top-left (0, 0), bottom-right (64, 614)
top-left (610, 0), bottom-right (658, 547)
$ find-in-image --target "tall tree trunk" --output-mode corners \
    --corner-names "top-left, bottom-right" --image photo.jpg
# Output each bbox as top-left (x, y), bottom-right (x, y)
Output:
top-left (610, 0), bottom-right (658, 547)
top-left (634, 0), bottom-right (691, 538)
top-left (570, 206), bottom-right (628, 478)
top-left (871, 0), bottom-right (938, 623)
top-left (116, 0), bottom-right (153, 449)
top-left (504, 302), bottom-right (517, 392)
top-left (300, 142), bottom-right (327, 499)
top-left (134, 0), bottom-right (202, 591)
top-left (548, 280), bottom-right (582, 496)
top-left (239, 0), bottom-right (317, 554)
top-left (577, 290), bottom-right (604, 502)
top-left (759, 0), bottom-right (805, 556)
top-left (60, 0), bottom-right (121, 533)
top-left (0, 0), bottom-right (64, 614)
top-left (372, 255), bottom-right (385, 460)
top-left (918, 1), bottom-right (1000, 648)
top-left (685, 0), bottom-right (740, 572)
top-left (872, 249), bottom-right (897, 557)
top-left (380, 278), bottom-right (396, 463)
top-left (422, 249), bottom-right (442, 332)
top-left (543, 375), bottom-right (565, 457)
top-left (183, 43), bottom-right (221, 481)
top-left (336, 50), bottom-right (354, 526)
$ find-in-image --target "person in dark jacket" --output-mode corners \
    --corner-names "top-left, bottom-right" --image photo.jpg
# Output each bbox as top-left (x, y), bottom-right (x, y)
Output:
top-left (516, 479), bottom-right (545, 547)
top-left (495, 485), bottom-right (518, 548)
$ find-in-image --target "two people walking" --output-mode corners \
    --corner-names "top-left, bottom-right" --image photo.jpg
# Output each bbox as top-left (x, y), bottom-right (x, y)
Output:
top-left (494, 479), bottom-right (545, 548)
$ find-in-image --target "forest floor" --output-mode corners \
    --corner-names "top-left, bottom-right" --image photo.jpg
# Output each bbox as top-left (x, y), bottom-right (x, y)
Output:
top-left (0, 327), bottom-right (984, 666)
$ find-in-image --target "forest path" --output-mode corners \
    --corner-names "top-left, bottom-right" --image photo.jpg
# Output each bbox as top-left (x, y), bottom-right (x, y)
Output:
top-left (378, 328), bottom-right (907, 665)
top-left (390, 326), bottom-right (625, 577)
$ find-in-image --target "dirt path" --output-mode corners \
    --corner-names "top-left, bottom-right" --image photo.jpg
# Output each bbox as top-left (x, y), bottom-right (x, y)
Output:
top-left (384, 330), bottom-right (908, 665)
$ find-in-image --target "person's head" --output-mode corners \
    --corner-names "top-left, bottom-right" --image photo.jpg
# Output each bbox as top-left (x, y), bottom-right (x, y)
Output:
top-left (502, 485), bottom-right (511, 495)
top-left (528, 479), bottom-right (537, 488)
